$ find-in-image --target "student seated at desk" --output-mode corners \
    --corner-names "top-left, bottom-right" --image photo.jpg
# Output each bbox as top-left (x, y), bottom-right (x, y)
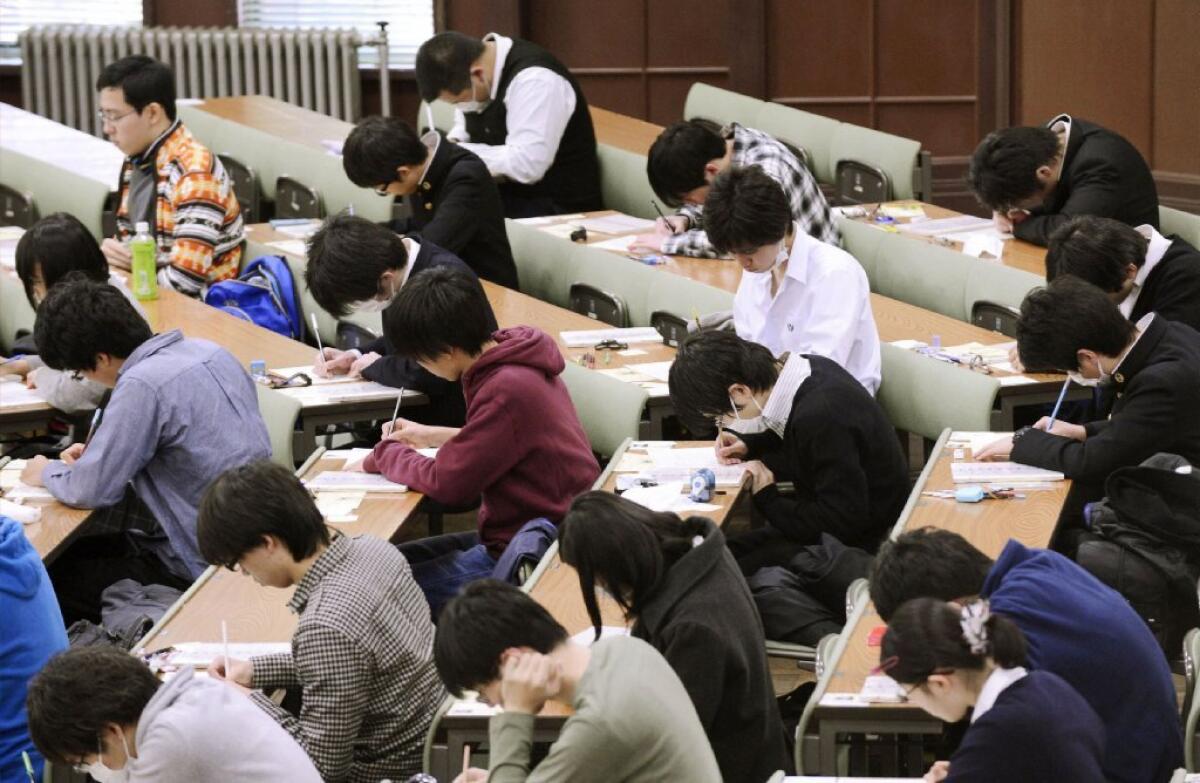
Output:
top-left (975, 277), bottom-right (1200, 537)
top-left (0, 516), bottom-right (67, 783)
top-left (342, 115), bottom-right (519, 288)
top-left (1046, 215), bottom-right (1200, 332)
top-left (558, 492), bottom-right (788, 783)
top-left (969, 114), bottom-right (1158, 247)
top-left (358, 267), bottom-right (599, 616)
top-left (95, 55), bottom-right (244, 295)
top-left (415, 31), bottom-right (602, 218)
top-left (706, 166), bottom-right (880, 395)
top-left (1, 213), bottom-right (144, 413)
top-left (870, 528), bottom-right (1183, 783)
top-left (25, 646), bottom-right (321, 783)
top-left (199, 461), bottom-right (445, 783)
top-left (634, 118), bottom-right (838, 258)
top-left (19, 277), bottom-right (270, 623)
top-left (435, 580), bottom-right (722, 783)
top-left (879, 597), bottom-right (1105, 783)
top-left (305, 214), bottom-right (499, 426)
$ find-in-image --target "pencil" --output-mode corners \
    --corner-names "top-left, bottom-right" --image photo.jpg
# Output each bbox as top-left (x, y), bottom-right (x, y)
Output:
top-left (221, 619), bottom-right (230, 677)
top-left (462, 743), bottom-right (471, 778)
top-left (83, 407), bottom-right (102, 449)
top-left (651, 200), bottom-right (679, 235)
top-left (1045, 377), bottom-right (1072, 431)
top-left (310, 313), bottom-right (326, 373)
top-left (389, 387), bottom-right (406, 437)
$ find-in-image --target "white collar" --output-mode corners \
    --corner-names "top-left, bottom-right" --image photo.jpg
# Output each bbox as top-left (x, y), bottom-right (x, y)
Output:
top-left (782, 221), bottom-right (812, 285)
top-left (1133, 224), bottom-right (1172, 288)
top-left (972, 666), bottom-right (1027, 723)
top-left (481, 33), bottom-right (511, 101)
top-left (399, 238), bottom-right (421, 287)
top-left (1112, 312), bottom-right (1154, 375)
top-left (417, 129), bottom-right (440, 186)
top-left (1048, 114), bottom-right (1072, 180)
top-left (760, 353), bottom-right (812, 438)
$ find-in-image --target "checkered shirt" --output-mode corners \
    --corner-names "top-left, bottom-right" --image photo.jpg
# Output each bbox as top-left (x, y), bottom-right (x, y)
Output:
top-left (249, 534), bottom-right (446, 783)
top-left (662, 122), bottom-right (840, 258)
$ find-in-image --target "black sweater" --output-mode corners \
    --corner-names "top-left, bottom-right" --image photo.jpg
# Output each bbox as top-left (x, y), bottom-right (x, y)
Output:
top-left (1128, 236), bottom-right (1200, 332)
top-left (1015, 115), bottom-right (1159, 246)
top-left (390, 138), bottom-right (519, 290)
top-left (739, 355), bottom-right (909, 552)
top-left (945, 671), bottom-right (1106, 782)
top-left (632, 519), bottom-right (788, 783)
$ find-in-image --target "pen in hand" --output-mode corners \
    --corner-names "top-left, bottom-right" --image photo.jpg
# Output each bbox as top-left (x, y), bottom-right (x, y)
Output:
top-left (651, 200), bottom-right (679, 235)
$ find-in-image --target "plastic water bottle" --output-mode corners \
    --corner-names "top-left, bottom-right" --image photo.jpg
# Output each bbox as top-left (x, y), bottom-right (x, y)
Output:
top-left (130, 221), bottom-right (158, 301)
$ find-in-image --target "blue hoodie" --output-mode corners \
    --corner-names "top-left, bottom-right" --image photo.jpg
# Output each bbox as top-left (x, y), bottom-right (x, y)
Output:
top-left (0, 517), bottom-right (67, 783)
top-left (983, 540), bottom-right (1182, 783)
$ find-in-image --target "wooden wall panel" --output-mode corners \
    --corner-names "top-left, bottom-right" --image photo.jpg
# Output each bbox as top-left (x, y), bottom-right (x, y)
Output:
top-left (575, 75), bottom-right (645, 119)
top-left (647, 0), bottom-right (728, 68)
top-left (647, 74), bottom-right (729, 126)
top-left (442, 0), bottom-right (522, 37)
top-left (877, 103), bottom-right (977, 161)
top-left (527, 0), bottom-right (644, 68)
top-left (875, 0), bottom-right (976, 97)
top-left (765, 0), bottom-right (870, 99)
top-left (1152, 0), bottom-right (1200, 177)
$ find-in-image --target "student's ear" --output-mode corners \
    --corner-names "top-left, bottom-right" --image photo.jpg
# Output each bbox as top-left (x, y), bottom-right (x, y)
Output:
top-left (703, 161), bottom-right (722, 180)
top-left (924, 673), bottom-right (953, 695)
top-left (394, 165), bottom-right (412, 183)
top-left (1035, 164), bottom-right (1055, 185)
top-left (1074, 348), bottom-right (1097, 373)
top-left (1124, 263), bottom-right (1139, 284)
top-left (726, 383), bottom-right (751, 404)
top-left (260, 533), bottom-right (279, 553)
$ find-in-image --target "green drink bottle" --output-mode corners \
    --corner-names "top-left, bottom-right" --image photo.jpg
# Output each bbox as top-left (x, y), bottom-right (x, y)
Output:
top-left (131, 220), bottom-right (158, 300)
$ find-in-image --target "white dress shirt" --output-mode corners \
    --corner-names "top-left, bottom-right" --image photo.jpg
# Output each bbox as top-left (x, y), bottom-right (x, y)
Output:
top-left (1118, 225), bottom-right (1172, 319)
top-left (759, 353), bottom-right (813, 438)
top-left (733, 222), bottom-right (882, 394)
top-left (448, 33), bottom-right (576, 186)
top-left (971, 666), bottom-right (1028, 723)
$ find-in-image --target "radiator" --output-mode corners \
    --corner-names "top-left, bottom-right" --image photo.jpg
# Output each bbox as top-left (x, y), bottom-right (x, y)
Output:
top-left (19, 25), bottom-right (391, 135)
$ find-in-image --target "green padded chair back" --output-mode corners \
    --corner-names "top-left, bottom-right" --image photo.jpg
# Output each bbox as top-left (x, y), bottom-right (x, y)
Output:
top-left (421, 695), bottom-right (455, 774)
top-left (683, 82), bottom-right (766, 126)
top-left (754, 102), bottom-right (841, 184)
top-left (255, 384), bottom-right (303, 469)
top-left (1161, 205), bottom-right (1200, 249)
top-left (505, 219), bottom-right (581, 306)
top-left (0, 267), bottom-right (37, 353)
top-left (961, 255), bottom-right (1044, 324)
top-left (877, 343), bottom-right (1000, 440)
top-left (561, 361), bottom-right (649, 461)
top-left (596, 143), bottom-right (658, 220)
top-left (836, 216), bottom-right (889, 289)
top-left (0, 147), bottom-right (110, 239)
top-left (1184, 628), bottom-right (1200, 771)
top-left (871, 233), bottom-right (972, 321)
top-left (571, 244), bottom-right (661, 326)
top-left (829, 124), bottom-right (922, 201)
top-left (645, 271), bottom-right (735, 326)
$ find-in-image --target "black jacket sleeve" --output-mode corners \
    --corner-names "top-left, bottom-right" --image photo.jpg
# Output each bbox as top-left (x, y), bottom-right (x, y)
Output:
top-left (359, 336), bottom-right (457, 396)
top-left (1015, 158), bottom-right (1126, 246)
top-left (412, 167), bottom-right (485, 257)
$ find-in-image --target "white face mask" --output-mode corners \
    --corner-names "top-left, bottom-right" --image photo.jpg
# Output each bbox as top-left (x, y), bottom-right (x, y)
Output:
top-left (351, 276), bottom-right (400, 314)
top-left (83, 730), bottom-right (131, 783)
top-left (726, 393), bottom-right (767, 434)
top-left (746, 242), bottom-right (790, 275)
top-left (457, 77), bottom-right (491, 114)
top-left (1068, 357), bottom-right (1113, 389)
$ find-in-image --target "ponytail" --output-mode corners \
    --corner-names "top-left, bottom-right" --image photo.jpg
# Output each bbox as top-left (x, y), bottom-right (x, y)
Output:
top-left (879, 598), bottom-right (1027, 684)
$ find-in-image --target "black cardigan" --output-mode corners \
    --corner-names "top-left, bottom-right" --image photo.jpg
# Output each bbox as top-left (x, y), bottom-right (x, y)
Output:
top-left (945, 671), bottom-right (1106, 782)
top-left (1128, 236), bottom-right (1200, 332)
top-left (632, 519), bottom-right (788, 783)
top-left (1013, 315), bottom-right (1200, 513)
top-left (739, 355), bottom-right (909, 552)
top-left (1015, 115), bottom-right (1159, 247)
top-left (390, 138), bottom-right (519, 290)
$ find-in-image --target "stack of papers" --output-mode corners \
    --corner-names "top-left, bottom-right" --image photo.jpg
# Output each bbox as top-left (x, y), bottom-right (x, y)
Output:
top-left (267, 239), bottom-right (307, 257)
top-left (897, 214), bottom-right (993, 236)
top-left (313, 492), bottom-right (364, 523)
top-left (513, 213), bottom-right (585, 226)
top-left (0, 378), bottom-right (46, 409)
top-left (149, 642), bottom-right (290, 667)
top-left (274, 379), bottom-right (400, 405)
top-left (579, 214), bottom-right (656, 234)
top-left (305, 471), bottom-right (409, 493)
top-left (560, 327), bottom-right (663, 347)
top-left (950, 461), bottom-right (1065, 483)
top-left (622, 481), bottom-right (720, 514)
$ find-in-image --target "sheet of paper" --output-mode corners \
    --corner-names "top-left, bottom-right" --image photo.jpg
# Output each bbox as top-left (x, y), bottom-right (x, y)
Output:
top-left (313, 491), bottom-right (364, 521)
top-left (514, 213), bottom-right (585, 226)
top-left (537, 222), bottom-right (581, 239)
top-left (897, 214), bottom-right (993, 236)
top-left (267, 239), bottom-right (307, 257)
top-left (568, 625), bottom-right (631, 647)
top-left (860, 674), bottom-right (906, 703)
top-left (305, 471), bottom-right (409, 493)
top-left (589, 234), bottom-right (640, 253)
top-left (324, 448), bottom-right (374, 464)
top-left (274, 380), bottom-right (400, 405)
top-left (269, 365), bottom-right (360, 386)
top-left (997, 374), bottom-right (1038, 387)
top-left (948, 431), bottom-right (1015, 456)
top-left (579, 214), bottom-right (656, 234)
top-left (622, 482), bottom-right (689, 512)
top-left (162, 642), bottom-right (291, 666)
top-left (2, 484), bottom-right (56, 501)
top-left (889, 339), bottom-right (928, 351)
top-left (612, 451), bottom-right (656, 473)
top-left (941, 341), bottom-right (1014, 365)
top-left (447, 698), bottom-right (502, 717)
top-left (0, 378), bottom-right (47, 409)
top-left (961, 232), bottom-right (1006, 259)
top-left (274, 220), bottom-right (323, 239)
top-left (950, 461), bottom-right (1064, 483)
top-left (617, 348), bottom-right (647, 357)
top-left (560, 326), bottom-right (663, 347)
top-left (626, 360), bottom-right (672, 383)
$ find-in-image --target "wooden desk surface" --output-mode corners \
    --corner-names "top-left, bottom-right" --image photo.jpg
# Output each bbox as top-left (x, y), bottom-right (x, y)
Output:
top-left (189, 96), bottom-right (355, 153)
top-left (137, 452), bottom-right (424, 650)
top-left (817, 443), bottom-right (1069, 709)
top-left (590, 106), bottom-right (662, 157)
top-left (0, 102), bottom-right (123, 188)
top-left (20, 499), bottom-right (91, 562)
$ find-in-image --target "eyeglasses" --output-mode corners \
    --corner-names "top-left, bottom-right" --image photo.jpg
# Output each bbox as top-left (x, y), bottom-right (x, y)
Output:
top-left (593, 339), bottom-right (628, 351)
top-left (374, 182), bottom-right (393, 196)
top-left (96, 109), bottom-right (137, 125)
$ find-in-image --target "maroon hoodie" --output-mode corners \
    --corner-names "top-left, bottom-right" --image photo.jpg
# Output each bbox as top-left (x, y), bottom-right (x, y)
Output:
top-left (364, 326), bottom-right (600, 557)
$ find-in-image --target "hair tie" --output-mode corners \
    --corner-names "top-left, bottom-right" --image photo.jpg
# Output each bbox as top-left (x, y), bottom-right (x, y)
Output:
top-left (959, 600), bottom-right (991, 655)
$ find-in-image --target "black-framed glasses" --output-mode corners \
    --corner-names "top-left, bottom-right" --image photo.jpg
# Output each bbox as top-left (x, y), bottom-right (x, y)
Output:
top-left (374, 182), bottom-right (393, 196)
top-left (264, 371), bottom-right (312, 389)
top-left (96, 108), bottom-right (136, 125)
top-left (594, 339), bottom-right (628, 351)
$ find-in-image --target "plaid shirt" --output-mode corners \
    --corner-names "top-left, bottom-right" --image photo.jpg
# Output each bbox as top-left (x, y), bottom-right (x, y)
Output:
top-left (115, 120), bottom-right (244, 294)
top-left (662, 123), bottom-right (839, 258)
top-left (249, 534), bottom-right (446, 783)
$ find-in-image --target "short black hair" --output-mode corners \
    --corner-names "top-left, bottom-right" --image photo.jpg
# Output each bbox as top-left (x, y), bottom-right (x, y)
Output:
top-left (434, 579), bottom-right (568, 697)
top-left (33, 276), bottom-right (153, 372)
top-left (15, 212), bottom-right (108, 308)
top-left (668, 330), bottom-right (780, 434)
top-left (869, 528), bottom-right (994, 621)
top-left (96, 54), bottom-right (177, 121)
top-left (881, 597), bottom-right (1027, 685)
top-left (703, 166), bottom-right (792, 254)
top-left (1015, 276), bottom-right (1137, 373)
top-left (384, 266), bottom-right (495, 362)
top-left (1045, 216), bottom-right (1149, 290)
top-left (967, 126), bottom-right (1060, 211)
top-left (305, 214), bottom-right (409, 317)
top-left (559, 491), bottom-right (709, 640)
top-left (647, 119), bottom-right (726, 208)
top-left (415, 32), bottom-right (486, 103)
top-left (197, 460), bottom-right (331, 570)
top-left (343, 116), bottom-right (430, 190)
top-left (27, 647), bottom-right (160, 764)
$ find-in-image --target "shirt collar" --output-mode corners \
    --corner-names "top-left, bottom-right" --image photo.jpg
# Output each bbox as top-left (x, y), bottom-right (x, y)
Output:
top-left (1133, 224), bottom-right (1172, 288)
top-left (417, 130), bottom-right (441, 186)
top-left (761, 352), bottom-right (812, 438)
top-left (118, 329), bottom-right (183, 378)
top-left (132, 118), bottom-right (181, 167)
top-left (287, 533), bottom-right (348, 615)
top-left (972, 666), bottom-right (1027, 723)
top-left (1048, 114), bottom-right (1072, 181)
top-left (783, 221), bottom-right (811, 285)
top-left (1113, 312), bottom-right (1155, 376)
top-left (482, 33), bottom-right (511, 100)
top-left (400, 238), bottom-right (421, 286)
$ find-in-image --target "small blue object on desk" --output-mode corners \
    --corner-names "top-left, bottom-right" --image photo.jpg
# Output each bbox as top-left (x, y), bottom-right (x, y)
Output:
top-left (955, 485), bottom-right (986, 503)
top-left (689, 468), bottom-right (715, 502)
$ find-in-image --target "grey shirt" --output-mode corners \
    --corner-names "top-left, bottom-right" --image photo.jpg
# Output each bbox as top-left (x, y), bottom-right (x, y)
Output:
top-left (42, 330), bottom-right (270, 579)
top-left (487, 636), bottom-right (722, 783)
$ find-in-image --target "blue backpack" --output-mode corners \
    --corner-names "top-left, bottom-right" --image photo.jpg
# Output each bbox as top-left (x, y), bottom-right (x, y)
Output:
top-left (204, 255), bottom-right (306, 340)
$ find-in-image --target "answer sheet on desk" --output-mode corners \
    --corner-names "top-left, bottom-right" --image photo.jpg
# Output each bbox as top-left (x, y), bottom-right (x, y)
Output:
top-left (306, 471), bottom-right (409, 493)
top-left (0, 378), bottom-right (46, 408)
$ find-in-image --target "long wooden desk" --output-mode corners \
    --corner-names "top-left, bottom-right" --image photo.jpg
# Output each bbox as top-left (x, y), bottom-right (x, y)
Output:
top-left (804, 433), bottom-right (1070, 773)
top-left (0, 102), bottom-right (122, 189)
top-left (136, 451), bottom-right (423, 650)
top-left (185, 95), bottom-right (355, 155)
